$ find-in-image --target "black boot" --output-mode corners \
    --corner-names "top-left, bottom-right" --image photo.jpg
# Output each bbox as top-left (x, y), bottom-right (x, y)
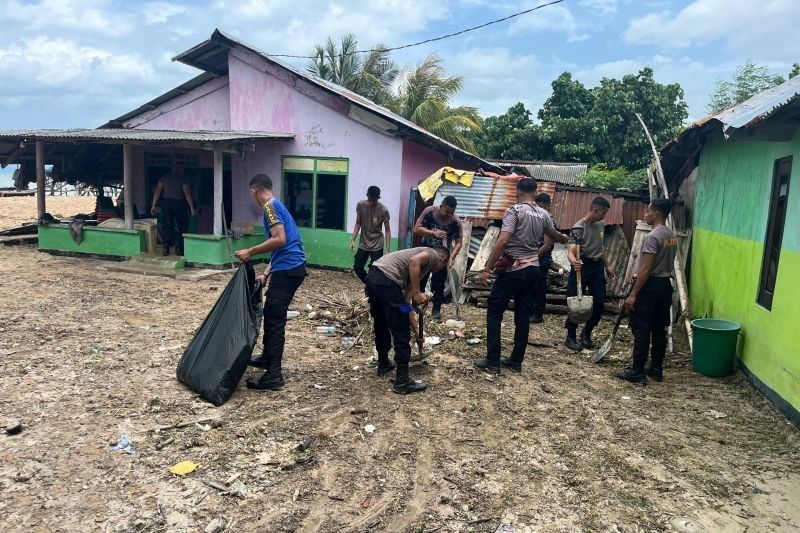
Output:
top-left (473, 358), bottom-right (501, 374)
top-left (616, 368), bottom-right (646, 383)
top-left (500, 357), bottom-right (521, 373)
top-left (564, 336), bottom-right (582, 352)
top-left (645, 367), bottom-right (663, 382)
top-left (431, 305), bottom-right (442, 321)
top-left (580, 328), bottom-right (594, 349)
top-left (530, 312), bottom-right (543, 324)
top-left (377, 356), bottom-right (396, 376)
top-left (392, 364), bottom-right (427, 394)
top-left (162, 245), bottom-right (170, 256)
top-left (247, 358), bottom-right (284, 390)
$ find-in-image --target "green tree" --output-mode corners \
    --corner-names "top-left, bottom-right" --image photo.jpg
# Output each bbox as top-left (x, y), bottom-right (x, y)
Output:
top-left (537, 73), bottom-right (596, 162)
top-left (307, 34), bottom-right (398, 106)
top-left (591, 67), bottom-right (687, 169)
top-left (389, 54), bottom-right (482, 153)
top-left (707, 59), bottom-right (785, 113)
top-left (473, 103), bottom-right (544, 160)
top-left (790, 63), bottom-right (800, 79)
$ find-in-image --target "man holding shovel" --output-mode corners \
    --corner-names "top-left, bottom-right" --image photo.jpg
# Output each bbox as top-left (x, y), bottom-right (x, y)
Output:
top-left (564, 197), bottom-right (616, 351)
top-left (365, 246), bottom-right (449, 394)
top-left (474, 177), bottom-right (569, 374)
top-left (617, 199), bottom-right (677, 383)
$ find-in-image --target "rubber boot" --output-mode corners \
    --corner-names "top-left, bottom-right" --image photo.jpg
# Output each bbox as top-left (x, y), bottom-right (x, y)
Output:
top-left (392, 364), bottom-right (427, 394)
top-left (580, 328), bottom-right (594, 349)
top-left (431, 304), bottom-right (442, 322)
top-left (247, 357), bottom-right (284, 390)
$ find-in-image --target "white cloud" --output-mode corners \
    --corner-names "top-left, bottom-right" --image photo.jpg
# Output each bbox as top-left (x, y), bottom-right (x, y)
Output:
top-left (143, 2), bottom-right (189, 25)
top-left (509, 4), bottom-right (578, 36)
top-left (0, 0), bottom-right (131, 37)
top-left (579, 0), bottom-right (618, 15)
top-left (568, 34), bottom-right (591, 43)
top-left (0, 37), bottom-right (156, 95)
top-left (624, 0), bottom-right (800, 60)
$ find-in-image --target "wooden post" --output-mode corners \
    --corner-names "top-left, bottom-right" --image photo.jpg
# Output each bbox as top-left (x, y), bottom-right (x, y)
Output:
top-left (123, 144), bottom-right (133, 230)
top-left (635, 112), bottom-right (693, 351)
top-left (36, 141), bottom-right (45, 218)
top-left (213, 149), bottom-right (223, 236)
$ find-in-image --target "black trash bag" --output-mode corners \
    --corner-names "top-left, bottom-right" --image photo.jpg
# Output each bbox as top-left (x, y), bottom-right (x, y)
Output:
top-left (176, 263), bottom-right (263, 405)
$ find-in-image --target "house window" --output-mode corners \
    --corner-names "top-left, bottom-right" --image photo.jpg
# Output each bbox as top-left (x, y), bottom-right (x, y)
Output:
top-left (282, 157), bottom-right (348, 231)
top-left (757, 156), bottom-right (792, 310)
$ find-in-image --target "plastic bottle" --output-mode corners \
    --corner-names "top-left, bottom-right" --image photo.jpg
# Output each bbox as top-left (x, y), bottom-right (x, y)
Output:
top-left (341, 337), bottom-right (355, 347)
top-left (315, 326), bottom-right (336, 335)
top-left (286, 311), bottom-right (300, 319)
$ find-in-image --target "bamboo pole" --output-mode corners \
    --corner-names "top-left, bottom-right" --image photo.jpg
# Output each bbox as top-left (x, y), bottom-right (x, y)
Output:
top-left (635, 113), bottom-right (693, 351)
top-left (36, 141), bottom-right (45, 218)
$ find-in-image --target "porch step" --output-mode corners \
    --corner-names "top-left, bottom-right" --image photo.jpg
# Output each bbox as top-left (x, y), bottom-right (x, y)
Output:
top-left (129, 253), bottom-right (186, 269)
top-left (99, 261), bottom-right (224, 282)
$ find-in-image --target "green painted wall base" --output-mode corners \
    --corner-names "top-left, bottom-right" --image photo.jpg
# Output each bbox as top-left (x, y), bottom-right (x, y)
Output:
top-left (184, 227), bottom-right (402, 269)
top-left (691, 227), bottom-right (800, 417)
top-left (183, 233), bottom-right (268, 268)
top-left (38, 224), bottom-right (145, 258)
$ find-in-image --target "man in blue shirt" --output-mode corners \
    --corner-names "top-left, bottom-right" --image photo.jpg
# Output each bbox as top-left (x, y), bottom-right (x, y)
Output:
top-left (235, 174), bottom-right (306, 391)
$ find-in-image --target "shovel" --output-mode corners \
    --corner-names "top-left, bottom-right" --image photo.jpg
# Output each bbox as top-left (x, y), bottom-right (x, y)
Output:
top-left (410, 300), bottom-right (429, 362)
top-left (593, 280), bottom-right (635, 363)
top-left (566, 245), bottom-right (593, 324)
top-left (447, 267), bottom-right (462, 320)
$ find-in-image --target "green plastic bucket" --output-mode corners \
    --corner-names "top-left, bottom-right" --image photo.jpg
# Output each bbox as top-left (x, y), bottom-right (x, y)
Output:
top-left (691, 318), bottom-right (741, 377)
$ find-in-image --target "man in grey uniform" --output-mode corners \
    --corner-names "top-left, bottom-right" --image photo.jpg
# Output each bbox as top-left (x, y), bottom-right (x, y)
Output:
top-left (617, 199), bottom-right (677, 383)
top-left (564, 197), bottom-right (616, 351)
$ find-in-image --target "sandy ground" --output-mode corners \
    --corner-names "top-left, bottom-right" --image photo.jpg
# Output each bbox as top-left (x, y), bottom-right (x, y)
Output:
top-left (0, 241), bottom-right (799, 533)
top-left (0, 196), bottom-right (96, 230)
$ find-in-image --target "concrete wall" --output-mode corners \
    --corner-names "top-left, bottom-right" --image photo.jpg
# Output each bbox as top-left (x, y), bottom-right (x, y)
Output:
top-left (226, 52), bottom-right (405, 237)
top-left (691, 131), bottom-right (800, 420)
top-left (124, 77), bottom-right (231, 131)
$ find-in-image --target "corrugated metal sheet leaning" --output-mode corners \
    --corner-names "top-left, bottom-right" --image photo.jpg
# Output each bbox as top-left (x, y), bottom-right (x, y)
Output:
top-left (488, 160), bottom-right (588, 186)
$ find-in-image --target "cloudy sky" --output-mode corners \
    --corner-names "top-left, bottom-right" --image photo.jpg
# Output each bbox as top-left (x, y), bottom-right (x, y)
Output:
top-left (0, 0), bottom-right (798, 132)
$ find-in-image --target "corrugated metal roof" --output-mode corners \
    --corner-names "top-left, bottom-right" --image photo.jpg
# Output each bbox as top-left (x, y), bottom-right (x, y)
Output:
top-left (171, 29), bottom-right (501, 172)
top-left (487, 160), bottom-right (587, 185)
top-left (434, 177), bottom-right (631, 228)
top-left (0, 128), bottom-right (293, 144)
top-left (660, 75), bottom-right (800, 191)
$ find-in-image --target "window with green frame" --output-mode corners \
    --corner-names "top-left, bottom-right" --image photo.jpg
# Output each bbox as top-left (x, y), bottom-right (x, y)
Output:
top-left (282, 157), bottom-right (349, 231)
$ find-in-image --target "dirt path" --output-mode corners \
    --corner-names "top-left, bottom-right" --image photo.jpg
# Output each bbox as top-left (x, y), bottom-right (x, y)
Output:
top-left (0, 245), bottom-right (798, 532)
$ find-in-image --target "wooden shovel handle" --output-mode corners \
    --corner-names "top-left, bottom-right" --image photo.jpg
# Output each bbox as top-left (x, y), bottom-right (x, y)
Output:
top-left (575, 245), bottom-right (583, 298)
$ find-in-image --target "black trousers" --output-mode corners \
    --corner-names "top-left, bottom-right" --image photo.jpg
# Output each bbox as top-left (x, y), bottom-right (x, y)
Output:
top-left (487, 266), bottom-right (541, 364)
top-left (630, 277), bottom-right (673, 371)
top-left (354, 248), bottom-right (383, 284)
top-left (160, 199), bottom-right (189, 251)
top-left (366, 269), bottom-right (412, 365)
top-left (534, 257), bottom-right (552, 315)
top-left (420, 268), bottom-right (447, 308)
top-left (262, 265), bottom-right (306, 368)
top-left (565, 258), bottom-right (607, 336)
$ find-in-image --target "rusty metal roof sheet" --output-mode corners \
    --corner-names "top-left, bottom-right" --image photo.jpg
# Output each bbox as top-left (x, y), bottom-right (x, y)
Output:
top-left (713, 74), bottom-right (800, 131)
top-left (169, 29), bottom-right (501, 172)
top-left (0, 128), bottom-right (293, 145)
top-left (487, 160), bottom-right (587, 185)
top-left (434, 177), bottom-right (630, 228)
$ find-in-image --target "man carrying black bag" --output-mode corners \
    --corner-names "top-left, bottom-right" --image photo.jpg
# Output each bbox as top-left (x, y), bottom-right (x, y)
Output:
top-left (235, 174), bottom-right (307, 391)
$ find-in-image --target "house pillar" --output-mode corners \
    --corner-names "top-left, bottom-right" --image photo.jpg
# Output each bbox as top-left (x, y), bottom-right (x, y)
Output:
top-left (36, 141), bottom-right (45, 218)
top-left (213, 149), bottom-right (223, 236)
top-left (123, 144), bottom-right (133, 230)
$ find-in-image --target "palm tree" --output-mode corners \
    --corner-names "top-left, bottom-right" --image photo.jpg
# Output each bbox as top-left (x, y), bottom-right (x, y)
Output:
top-left (307, 34), bottom-right (398, 106)
top-left (389, 54), bottom-right (482, 153)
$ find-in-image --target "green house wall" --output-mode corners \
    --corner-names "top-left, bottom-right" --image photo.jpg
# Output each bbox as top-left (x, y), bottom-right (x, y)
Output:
top-left (691, 133), bottom-right (800, 418)
top-left (184, 227), bottom-right (401, 269)
top-left (38, 224), bottom-right (146, 258)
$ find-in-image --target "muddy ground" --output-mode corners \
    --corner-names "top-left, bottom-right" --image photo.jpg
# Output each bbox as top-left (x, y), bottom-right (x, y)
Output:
top-left (1, 240), bottom-right (799, 532)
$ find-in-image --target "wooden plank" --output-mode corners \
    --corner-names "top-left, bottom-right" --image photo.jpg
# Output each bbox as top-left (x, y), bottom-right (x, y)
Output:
top-left (452, 220), bottom-right (472, 284)
top-left (469, 226), bottom-right (500, 273)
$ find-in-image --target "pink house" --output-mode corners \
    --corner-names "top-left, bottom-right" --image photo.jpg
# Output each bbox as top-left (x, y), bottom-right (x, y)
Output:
top-left (107, 29), bottom-right (495, 267)
top-left (1, 29), bottom-right (495, 267)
